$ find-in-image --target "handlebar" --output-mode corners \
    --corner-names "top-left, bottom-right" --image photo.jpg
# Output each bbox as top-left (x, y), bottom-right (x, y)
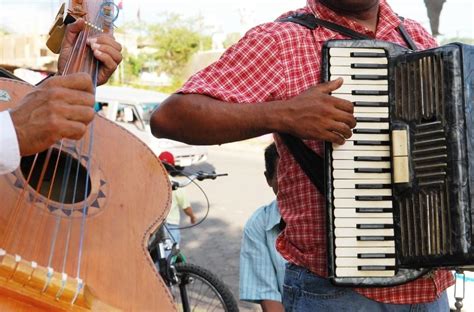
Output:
top-left (171, 171), bottom-right (228, 190)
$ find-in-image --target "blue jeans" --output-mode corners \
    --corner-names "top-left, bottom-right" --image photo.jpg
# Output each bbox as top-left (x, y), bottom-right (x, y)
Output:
top-left (282, 264), bottom-right (449, 312)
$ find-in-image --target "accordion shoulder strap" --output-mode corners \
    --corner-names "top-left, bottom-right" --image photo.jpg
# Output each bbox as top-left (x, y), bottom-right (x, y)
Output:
top-left (278, 13), bottom-right (418, 50)
top-left (279, 133), bottom-right (325, 194)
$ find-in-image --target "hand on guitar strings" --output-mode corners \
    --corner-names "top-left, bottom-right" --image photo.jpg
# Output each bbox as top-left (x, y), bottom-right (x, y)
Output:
top-left (9, 73), bottom-right (95, 156)
top-left (57, 19), bottom-right (123, 86)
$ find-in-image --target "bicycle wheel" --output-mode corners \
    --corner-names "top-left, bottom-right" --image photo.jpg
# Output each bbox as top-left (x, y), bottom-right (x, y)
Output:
top-left (172, 262), bottom-right (239, 312)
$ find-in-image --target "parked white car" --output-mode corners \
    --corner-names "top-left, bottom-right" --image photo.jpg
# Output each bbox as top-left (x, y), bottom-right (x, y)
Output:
top-left (95, 85), bottom-right (208, 168)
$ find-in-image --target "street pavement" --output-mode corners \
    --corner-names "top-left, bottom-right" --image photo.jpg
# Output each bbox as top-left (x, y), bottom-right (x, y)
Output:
top-left (177, 136), bottom-right (275, 312)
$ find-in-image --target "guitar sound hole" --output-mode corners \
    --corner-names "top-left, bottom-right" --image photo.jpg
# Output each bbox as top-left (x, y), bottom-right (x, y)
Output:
top-left (20, 148), bottom-right (91, 204)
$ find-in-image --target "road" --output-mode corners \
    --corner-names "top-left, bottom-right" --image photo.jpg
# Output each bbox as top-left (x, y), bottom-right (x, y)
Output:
top-left (177, 138), bottom-right (275, 311)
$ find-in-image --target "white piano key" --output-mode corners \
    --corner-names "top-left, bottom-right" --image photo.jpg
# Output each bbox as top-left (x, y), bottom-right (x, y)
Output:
top-left (333, 188), bottom-right (392, 198)
top-left (330, 75), bottom-right (387, 85)
top-left (333, 179), bottom-right (391, 188)
top-left (329, 48), bottom-right (387, 57)
top-left (335, 237), bottom-right (395, 248)
top-left (347, 133), bottom-right (390, 141)
top-left (334, 208), bottom-right (393, 219)
top-left (335, 247), bottom-right (395, 257)
top-left (336, 268), bottom-right (395, 277)
top-left (330, 67), bottom-right (387, 76)
top-left (333, 141), bottom-right (390, 151)
top-left (332, 94), bottom-right (388, 103)
top-left (332, 84), bottom-right (388, 94)
top-left (354, 122), bottom-right (389, 130)
top-left (354, 112), bottom-right (389, 118)
top-left (333, 160), bottom-right (391, 169)
top-left (330, 57), bottom-right (388, 66)
top-left (354, 106), bottom-right (389, 113)
top-left (335, 228), bottom-right (394, 237)
top-left (334, 218), bottom-right (393, 228)
top-left (334, 199), bottom-right (392, 208)
top-left (333, 170), bottom-right (391, 180)
top-left (336, 257), bottom-right (395, 267)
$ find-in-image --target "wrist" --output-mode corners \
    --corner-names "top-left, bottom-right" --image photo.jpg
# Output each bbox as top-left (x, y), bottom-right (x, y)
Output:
top-left (262, 99), bottom-right (292, 134)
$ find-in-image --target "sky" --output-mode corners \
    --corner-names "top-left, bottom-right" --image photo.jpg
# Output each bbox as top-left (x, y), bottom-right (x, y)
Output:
top-left (0, 0), bottom-right (472, 40)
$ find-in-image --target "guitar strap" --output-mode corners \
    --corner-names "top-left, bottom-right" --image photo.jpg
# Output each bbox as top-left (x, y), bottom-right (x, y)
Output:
top-left (277, 13), bottom-right (417, 194)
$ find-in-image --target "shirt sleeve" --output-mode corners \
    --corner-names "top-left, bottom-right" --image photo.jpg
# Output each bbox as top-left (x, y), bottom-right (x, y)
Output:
top-left (0, 110), bottom-right (20, 175)
top-left (178, 26), bottom-right (285, 103)
top-left (239, 207), bottom-right (282, 303)
top-left (175, 188), bottom-right (191, 210)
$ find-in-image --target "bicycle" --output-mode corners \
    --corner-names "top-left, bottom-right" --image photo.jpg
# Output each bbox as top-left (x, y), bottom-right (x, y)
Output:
top-left (148, 171), bottom-right (239, 312)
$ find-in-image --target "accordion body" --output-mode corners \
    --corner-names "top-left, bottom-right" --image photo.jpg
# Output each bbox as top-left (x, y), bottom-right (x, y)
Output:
top-left (323, 40), bottom-right (474, 286)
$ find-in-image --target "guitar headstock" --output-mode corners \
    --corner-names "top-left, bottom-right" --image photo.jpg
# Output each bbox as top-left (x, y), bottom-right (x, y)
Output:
top-left (67, 0), bottom-right (119, 34)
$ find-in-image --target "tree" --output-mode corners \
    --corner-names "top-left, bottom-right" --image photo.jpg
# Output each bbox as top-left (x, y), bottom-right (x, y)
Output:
top-left (145, 14), bottom-right (212, 89)
top-left (117, 14), bottom-right (212, 90)
top-left (424, 0), bottom-right (446, 36)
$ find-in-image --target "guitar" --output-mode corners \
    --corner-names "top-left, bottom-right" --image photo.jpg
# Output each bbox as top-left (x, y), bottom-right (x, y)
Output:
top-left (0, 1), bottom-right (175, 311)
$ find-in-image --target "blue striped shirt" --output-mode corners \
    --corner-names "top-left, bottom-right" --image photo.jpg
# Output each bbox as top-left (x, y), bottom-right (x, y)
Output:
top-left (239, 200), bottom-right (287, 303)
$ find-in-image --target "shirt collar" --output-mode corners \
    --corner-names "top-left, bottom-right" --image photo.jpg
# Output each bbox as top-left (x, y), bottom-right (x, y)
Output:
top-left (306, 0), bottom-right (401, 38)
top-left (265, 200), bottom-right (282, 231)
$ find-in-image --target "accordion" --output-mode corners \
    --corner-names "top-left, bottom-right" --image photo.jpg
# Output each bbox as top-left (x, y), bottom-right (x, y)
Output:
top-left (323, 40), bottom-right (474, 286)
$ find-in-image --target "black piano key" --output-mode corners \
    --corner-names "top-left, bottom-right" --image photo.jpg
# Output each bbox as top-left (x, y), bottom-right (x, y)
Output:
top-left (354, 168), bottom-right (391, 173)
top-left (354, 156), bottom-right (390, 162)
top-left (355, 184), bottom-right (392, 189)
top-left (358, 265), bottom-right (395, 271)
top-left (355, 117), bottom-right (389, 122)
top-left (352, 90), bottom-right (389, 96)
top-left (356, 195), bottom-right (392, 201)
top-left (351, 63), bottom-right (388, 69)
top-left (353, 101), bottom-right (388, 107)
top-left (356, 208), bottom-right (393, 213)
top-left (357, 236), bottom-right (394, 241)
top-left (350, 52), bottom-right (386, 58)
top-left (353, 128), bottom-right (389, 134)
top-left (357, 224), bottom-right (394, 229)
top-left (358, 253), bottom-right (395, 259)
top-left (354, 140), bottom-right (390, 146)
top-left (352, 74), bottom-right (388, 80)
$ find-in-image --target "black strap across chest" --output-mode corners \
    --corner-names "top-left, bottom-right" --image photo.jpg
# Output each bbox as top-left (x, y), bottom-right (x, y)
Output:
top-left (278, 13), bottom-right (417, 194)
top-left (278, 13), bottom-right (418, 50)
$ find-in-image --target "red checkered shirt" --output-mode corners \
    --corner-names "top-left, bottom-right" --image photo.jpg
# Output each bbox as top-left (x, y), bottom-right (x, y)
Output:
top-left (178, 0), bottom-right (454, 304)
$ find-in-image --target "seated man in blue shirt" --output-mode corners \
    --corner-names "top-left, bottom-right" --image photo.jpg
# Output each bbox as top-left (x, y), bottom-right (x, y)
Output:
top-left (239, 142), bottom-right (286, 312)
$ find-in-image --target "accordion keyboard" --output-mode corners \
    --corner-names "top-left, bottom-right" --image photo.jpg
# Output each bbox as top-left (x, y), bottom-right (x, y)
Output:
top-left (329, 47), bottom-right (395, 277)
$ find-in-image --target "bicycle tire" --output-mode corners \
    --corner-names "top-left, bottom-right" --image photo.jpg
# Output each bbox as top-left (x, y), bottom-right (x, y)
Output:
top-left (172, 262), bottom-right (239, 312)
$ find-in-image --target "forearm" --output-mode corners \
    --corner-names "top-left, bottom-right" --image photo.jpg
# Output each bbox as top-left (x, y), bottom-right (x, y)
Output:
top-left (150, 93), bottom-right (290, 145)
top-left (183, 207), bottom-right (194, 217)
top-left (260, 300), bottom-right (284, 312)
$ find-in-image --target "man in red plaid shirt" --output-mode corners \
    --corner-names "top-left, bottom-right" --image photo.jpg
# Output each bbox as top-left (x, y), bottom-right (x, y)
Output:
top-left (151, 0), bottom-right (454, 310)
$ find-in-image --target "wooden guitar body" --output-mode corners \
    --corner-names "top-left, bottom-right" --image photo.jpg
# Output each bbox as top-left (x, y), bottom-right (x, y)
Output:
top-left (0, 78), bottom-right (176, 311)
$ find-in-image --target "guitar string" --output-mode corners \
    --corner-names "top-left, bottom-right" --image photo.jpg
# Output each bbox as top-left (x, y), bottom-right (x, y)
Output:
top-left (43, 23), bottom-right (97, 288)
top-left (1, 153), bottom-right (39, 249)
top-left (28, 28), bottom-right (87, 266)
top-left (4, 147), bottom-right (54, 254)
top-left (28, 24), bottom-right (88, 264)
top-left (75, 8), bottom-right (103, 280)
top-left (60, 140), bottom-right (85, 276)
